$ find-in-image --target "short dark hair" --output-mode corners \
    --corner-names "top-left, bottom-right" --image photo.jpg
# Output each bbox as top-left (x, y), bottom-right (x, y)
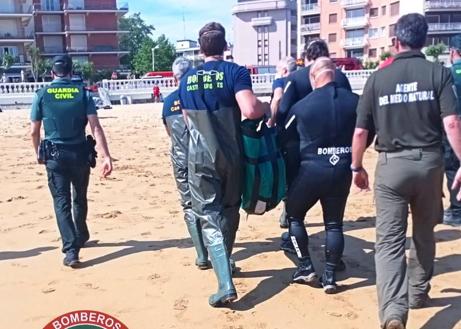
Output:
top-left (304, 39), bottom-right (329, 61)
top-left (199, 22), bottom-right (227, 57)
top-left (395, 13), bottom-right (428, 49)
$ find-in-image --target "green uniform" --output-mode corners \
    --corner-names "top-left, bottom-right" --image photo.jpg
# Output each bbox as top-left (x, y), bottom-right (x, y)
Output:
top-left (31, 78), bottom-right (97, 254)
top-left (356, 50), bottom-right (458, 327)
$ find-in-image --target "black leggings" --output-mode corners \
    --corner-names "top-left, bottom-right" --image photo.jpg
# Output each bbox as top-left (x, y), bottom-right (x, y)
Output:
top-left (286, 160), bottom-right (352, 270)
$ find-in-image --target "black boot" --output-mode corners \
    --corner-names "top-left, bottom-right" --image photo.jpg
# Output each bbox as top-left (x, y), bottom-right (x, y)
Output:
top-left (320, 270), bottom-right (337, 294)
top-left (208, 242), bottom-right (237, 307)
top-left (292, 257), bottom-right (318, 286)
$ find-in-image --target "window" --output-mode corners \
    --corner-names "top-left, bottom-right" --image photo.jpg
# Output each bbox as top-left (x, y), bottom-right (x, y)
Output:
top-left (346, 8), bottom-right (365, 19)
top-left (381, 5), bottom-right (386, 15)
top-left (346, 29), bottom-right (365, 39)
top-left (328, 33), bottom-right (337, 43)
top-left (389, 24), bottom-right (396, 37)
top-left (370, 8), bottom-right (378, 17)
top-left (69, 14), bottom-right (85, 31)
top-left (368, 28), bottom-right (378, 38)
top-left (42, 15), bottom-right (61, 32)
top-left (390, 1), bottom-right (399, 16)
top-left (369, 48), bottom-right (377, 57)
top-left (70, 35), bottom-right (87, 51)
top-left (329, 13), bottom-right (337, 23)
top-left (381, 47), bottom-right (385, 54)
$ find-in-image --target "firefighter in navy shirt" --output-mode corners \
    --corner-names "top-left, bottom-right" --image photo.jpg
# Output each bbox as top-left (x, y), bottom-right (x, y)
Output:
top-left (178, 22), bottom-right (268, 307)
top-left (285, 58), bottom-right (358, 294)
top-left (162, 57), bottom-right (208, 270)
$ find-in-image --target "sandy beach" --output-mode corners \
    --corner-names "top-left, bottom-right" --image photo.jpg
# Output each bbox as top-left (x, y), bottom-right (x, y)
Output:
top-left (0, 104), bottom-right (460, 329)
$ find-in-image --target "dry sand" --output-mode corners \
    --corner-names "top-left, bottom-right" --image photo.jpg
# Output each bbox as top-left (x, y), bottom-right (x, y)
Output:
top-left (0, 104), bottom-right (460, 329)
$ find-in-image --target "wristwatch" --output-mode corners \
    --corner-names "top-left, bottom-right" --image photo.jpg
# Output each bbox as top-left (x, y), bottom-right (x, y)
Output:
top-left (350, 165), bottom-right (364, 173)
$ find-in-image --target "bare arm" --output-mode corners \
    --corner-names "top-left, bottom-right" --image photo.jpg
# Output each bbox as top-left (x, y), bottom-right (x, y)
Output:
top-left (30, 121), bottom-right (42, 161)
top-left (88, 114), bottom-right (112, 177)
top-left (444, 114), bottom-right (461, 160)
top-left (235, 89), bottom-right (269, 120)
top-left (270, 88), bottom-right (283, 123)
top-left (351, 128), bottom-right (370, 190)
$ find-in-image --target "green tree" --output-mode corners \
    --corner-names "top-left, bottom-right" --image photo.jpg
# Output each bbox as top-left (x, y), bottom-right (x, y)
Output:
top-left (154, 34), bottom-right (176, 71)
top-left (27, 45), bottom-right (42, 82)
top-left (380, 51), bottom-right (392, 61)
top-left (37, 59), bottom-right (52, 81)
top-left (425, 43), bottom-right (447, 63)
top-left (1, 53), bottom-right (14, 69)
top-left (81, 62), bottom-right (95, 83)
top-left (132, 38), bottom-right (155, 74)
top-left (119, 12), bottom-right (155, 69)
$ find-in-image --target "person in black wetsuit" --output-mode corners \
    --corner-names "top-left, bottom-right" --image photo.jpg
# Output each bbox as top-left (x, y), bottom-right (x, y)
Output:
top-left (285, 57), bottom-right (358, 294)
top-left (277, 39), bottom-right (352, 230)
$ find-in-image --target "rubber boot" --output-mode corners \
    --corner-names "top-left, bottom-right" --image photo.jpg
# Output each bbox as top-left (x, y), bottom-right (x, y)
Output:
top-left (221, 207), bottom-right (240, 273)
top-left (208, 242), bottom-right (237, 307)
top-left (185, 217), bottom-right (209, 270)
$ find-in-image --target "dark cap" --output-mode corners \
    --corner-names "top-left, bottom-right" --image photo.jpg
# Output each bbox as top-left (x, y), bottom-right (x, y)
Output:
top-left (52, 55), bottom-right (73, 77)
top-left (451, 34), bottom-right (461, 50)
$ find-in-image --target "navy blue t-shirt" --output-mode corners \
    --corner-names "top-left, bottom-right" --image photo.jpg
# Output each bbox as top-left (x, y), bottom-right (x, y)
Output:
top-left (272, 77), bottom-right (285, 92)
top-left (162, 89), bottom-right (181, 125)
top-left (179, 60), bottom-right (252, 111)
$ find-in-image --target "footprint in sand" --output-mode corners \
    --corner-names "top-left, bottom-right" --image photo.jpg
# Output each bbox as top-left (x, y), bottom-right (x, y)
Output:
top-left (41, 288), bottom-right (56, 294)
top-left (97, 210), bottom-right (122, 219)
top-left (147, 274), bottom-right (161, 281)
top-left (140, 231), bottom-right (152, 236)
top-left (80, 283), bottom-right (100, 290)
top-left (173, 297), bottom-right (189, 311)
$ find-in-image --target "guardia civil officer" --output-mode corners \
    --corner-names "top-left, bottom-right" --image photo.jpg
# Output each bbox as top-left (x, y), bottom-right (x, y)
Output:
top-left (351, 14), bottom-right (461, 329)
top-left (285, 57), bottom-right (358, 294)
top-left (162, 57), bottom-right (208, 270)
top-left (178, 22), bottom-right (268, 307)
top-left (443, 34), bottom-right (461, 226)
top-left (30, 55), bottom-right (113, 267)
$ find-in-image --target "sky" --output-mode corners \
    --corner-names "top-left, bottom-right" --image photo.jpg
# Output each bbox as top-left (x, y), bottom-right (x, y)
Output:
top-left (125, 0), bottom-right (235, 44)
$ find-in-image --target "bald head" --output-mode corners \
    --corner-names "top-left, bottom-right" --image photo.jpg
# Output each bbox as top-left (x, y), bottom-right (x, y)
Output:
top-left (310, 57), bottom-right (336, 89)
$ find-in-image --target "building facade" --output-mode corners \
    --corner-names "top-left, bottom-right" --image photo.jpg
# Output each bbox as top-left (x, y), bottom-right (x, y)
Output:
top-left (0, 0), bottom-right (34, 69)
top-left (32, 0), bottom-right (129, 70)
top-left (232, 0), bottom-right (297, 67)
top-left (297, 0), bottom-right (461, 61)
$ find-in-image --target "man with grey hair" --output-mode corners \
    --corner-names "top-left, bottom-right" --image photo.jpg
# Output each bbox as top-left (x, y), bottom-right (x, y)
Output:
top-left (162, 57), bottom-right (208, 270)
top-left (269, 56), bottom-right (296, 128)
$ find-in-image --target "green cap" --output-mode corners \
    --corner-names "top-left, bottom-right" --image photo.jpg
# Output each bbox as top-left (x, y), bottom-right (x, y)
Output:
top-left (451, 34), bottom-right (461, 50)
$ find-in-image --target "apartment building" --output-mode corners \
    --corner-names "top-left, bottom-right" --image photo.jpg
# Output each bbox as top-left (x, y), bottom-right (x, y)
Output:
top-left (0, 0), bottom-right (34, 68)
top-left (33, 0), bottom-right (129, 70)
top-left (232, 0), bottom-right (297, 67)
top-left (298, 0), bottom-right (461, 61)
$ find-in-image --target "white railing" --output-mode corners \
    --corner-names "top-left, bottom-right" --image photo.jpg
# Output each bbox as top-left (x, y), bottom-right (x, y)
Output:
top-left (301, 3), bottom-right (320, 14)
top-left (425, 0), bottom-right (461, 10)
top-left (300, 22), bottom-right (321, 34)
top-left (343, 37), bottom-right (367, 48)
top-left (428, 22), bottom-right (461, 32)
top-left (0, 71), bottom-right (374, 105)
top-left (342, 16), bottom-right (368, 28)
top-left (341, 0), bottom-right (368, 7)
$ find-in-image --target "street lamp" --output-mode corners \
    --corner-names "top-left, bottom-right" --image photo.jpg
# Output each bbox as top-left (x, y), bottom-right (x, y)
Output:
top-left (152, 45), bottom-right (159, 71)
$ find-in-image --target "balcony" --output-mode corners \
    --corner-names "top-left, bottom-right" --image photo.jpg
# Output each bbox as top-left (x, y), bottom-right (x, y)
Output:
top-left (425, 0), bottom-right (461, 11)
top-left (63, 2), bottom-right (129, 14)
top-left (42, 46), bottom-right (65, 55)
top-left (65, 25), bottom-right (129, 34)
top-left (341, 0), bottom-right (369, 9)
top-left (32, 3), bottom-right (63, 13)
top-left (342, 16), bottom-right (369, 29)
top-left (67, 46), bottom-right (129, 55)
top-left (300, 22), bottom-right (320, 35)
top-left (251, 16), bottom-right (273, 27)
top-left (0, 33), bottom-right (34, 43)
top-left (428, 22), bottom-right (461, 33)
top-left (301, 3), bottom-right (320, 16)
top-left (0, 5), bottom-right (33, 17)
top-left (35, 25), bottom-right (65, 35)
top-left (342, 36), bottom-right (368, 49)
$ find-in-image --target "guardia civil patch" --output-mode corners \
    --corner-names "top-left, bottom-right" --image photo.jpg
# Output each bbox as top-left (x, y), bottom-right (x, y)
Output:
top-left (43, 310), bottom-right (128, 329)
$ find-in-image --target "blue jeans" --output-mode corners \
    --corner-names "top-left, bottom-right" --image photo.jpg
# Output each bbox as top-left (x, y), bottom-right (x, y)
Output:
top-left (46, 146), bottom-right (90, 253)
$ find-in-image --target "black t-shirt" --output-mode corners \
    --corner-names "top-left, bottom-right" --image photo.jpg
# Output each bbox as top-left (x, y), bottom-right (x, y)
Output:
top-left (356, 50), bottom-right (458, 152)
top-left (288, 82), bottom-right (358, 164)
top-left (277, 65), bottom-right (352, 126)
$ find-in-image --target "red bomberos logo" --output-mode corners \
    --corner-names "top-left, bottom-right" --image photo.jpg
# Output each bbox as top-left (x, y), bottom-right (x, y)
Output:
top-left (43, 310), bottom-right (129, 329)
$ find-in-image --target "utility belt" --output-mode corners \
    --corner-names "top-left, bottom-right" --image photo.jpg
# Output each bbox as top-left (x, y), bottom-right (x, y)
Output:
top-left (39, 135), bottom-right (97, 168)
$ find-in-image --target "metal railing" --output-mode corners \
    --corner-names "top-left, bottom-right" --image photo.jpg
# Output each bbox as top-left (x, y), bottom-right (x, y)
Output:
top-left (65, 25), bottom-right (120, 32)
top-left (42, 47), bottom-right (64, 54)
top-left (0, 33), bottom-right (34, 40)
top-left (341, 0), bottom-right (369, 7)
top-left (342, 16), bottom-right (369, 28)
top-left (64, 2), bottom-right (129, 11)
top-left (300, 23), bottom-right (321, 34)
top-left (301, 3), bottom-right (320, 14)
top-left (343, 37), bottom-right (367, 48)
top-left (425, 0), bottom-right (461, 10)
top-left (428, 22), bottom-right (461, 31)
top-left (0, 4), bottom-right (33, 14)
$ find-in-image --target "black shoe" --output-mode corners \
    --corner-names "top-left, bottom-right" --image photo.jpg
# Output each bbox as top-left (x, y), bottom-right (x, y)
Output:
top-left (320, 270), bottom-right (337, 294)
top-left (63, 250), bottom-right (80, 268)
top-left (409, 294), bottom-right (430, 309)
top-left (292, 261), bottom-right (318, 286)
top-left (385, 319), bottom-right (405, 329)
top-left (280, 232), bottom-right (296, 254)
